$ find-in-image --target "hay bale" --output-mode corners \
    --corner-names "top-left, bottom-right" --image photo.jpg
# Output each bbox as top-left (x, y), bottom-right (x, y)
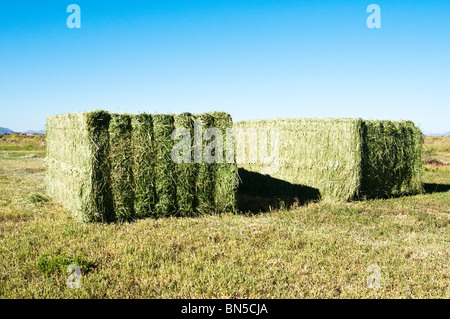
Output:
top-left (153, 114), bottom-right (177, 217)
top-left (131, 113), bottom-right (156, 218)
top-left (360, 120), bottom-right (423, 197)
top-left (235, 118), bottom-right (363, 201)
top-left (46, 111), bottom-right (113, 222)
top-left (47, 110), bottom-right (239, 222)
top-left (194, 113), bottom-right (217, 214)
top-left (211, 112), bottom-right (238, 213)
top-left (173, 113), bottom-right (197, 217)
top-left (109, 114), bottom-right (134, 222)
top-left (234, 118), bottom-right (423, 201)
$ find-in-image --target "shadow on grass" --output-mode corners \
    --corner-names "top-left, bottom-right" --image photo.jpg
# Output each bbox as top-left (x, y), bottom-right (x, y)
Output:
top-left (423, 183), bottom-right (450, 194)
top-left (237, 168), bottom-right (320, 214)
top-left (356, 182), bottom-right (450, 201)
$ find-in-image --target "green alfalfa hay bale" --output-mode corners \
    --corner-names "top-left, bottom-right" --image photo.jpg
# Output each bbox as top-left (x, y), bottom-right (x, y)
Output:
top-left (109, 114), bottom-right (134, 222)
top-left (153, 114), bottom-right (177, 217)
top-left (195, 113), bottom-right (216, 214)
top-left (46, 113), bottom-right (80, 217)
top-left (210, 112), bottom-right (238, 213)
top-left (131, 113), bottom-right (156, 218)
top-left (360, 120), bottom-right (423, 198)
top-left (173, 113), bottom-right (197, 217)
top-left (46, 113), bottom-right (88, 220)
top-left (234, 118), bottom-right (363, 201)
top-left (85, 111), bottom-right (114, 222)
top-left (46, 111), bottom-right (113, 223)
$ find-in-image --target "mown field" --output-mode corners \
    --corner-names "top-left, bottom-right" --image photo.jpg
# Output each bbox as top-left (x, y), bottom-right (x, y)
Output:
top-left (0, 134), bottom-right (448, 298)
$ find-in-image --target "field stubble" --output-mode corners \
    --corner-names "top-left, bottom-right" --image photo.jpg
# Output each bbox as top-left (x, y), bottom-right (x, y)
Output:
top-left (0, 136), bottom-right (448, 298)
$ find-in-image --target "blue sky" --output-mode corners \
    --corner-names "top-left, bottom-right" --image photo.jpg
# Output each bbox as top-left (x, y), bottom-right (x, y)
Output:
top-left (0, 0), bottom-right (449, 134)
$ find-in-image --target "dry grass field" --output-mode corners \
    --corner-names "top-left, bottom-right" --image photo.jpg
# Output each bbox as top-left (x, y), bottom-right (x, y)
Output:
top-left (0, 134), bottom-right (448, 298)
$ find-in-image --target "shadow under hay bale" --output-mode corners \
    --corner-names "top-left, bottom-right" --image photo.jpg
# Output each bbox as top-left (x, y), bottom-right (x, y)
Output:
top-left (423, 183), bottom-right (450, 194)
top-left (237, 168), bottom-right (320, 213)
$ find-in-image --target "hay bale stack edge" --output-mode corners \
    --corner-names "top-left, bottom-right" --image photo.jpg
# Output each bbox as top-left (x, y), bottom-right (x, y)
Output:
top-left (46, 110), bottom-right (237, 222)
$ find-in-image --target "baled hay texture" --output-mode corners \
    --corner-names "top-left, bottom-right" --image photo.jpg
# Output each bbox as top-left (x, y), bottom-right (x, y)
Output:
top-left (109, 114), bottom-right (134, 222)
top-left (195, 113), bottom-right (216, 214)
top-left (211, 112), bottom-right (238, 213)
top-left (235, 118), bottom-right (363, 201)
top-left (47, 110), bottom-right (239, 222)
top-left (173, 113), bottom-right (197, 217)
top-left (46, 111), bottom-right (113, 222)
top-left (234, 118), bottom-right (423, 201)
top-left (153, 114), bottom-right (177, 217)
top-left (361, 120), bottom-right (423, 197)
top-left (131, 113), bottom-right (156, 218)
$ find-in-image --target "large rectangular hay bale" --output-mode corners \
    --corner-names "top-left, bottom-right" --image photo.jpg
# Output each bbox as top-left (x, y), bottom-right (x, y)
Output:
top-left (131, 113), bottom-right (156, 218)
top-left (360, 120), bottom-right (423, 197)
top-left (109, 114), bottom-right (134, 222)
top-left (211, 112), bottom-right (238, 213)
top-left (153, 114), bottom-right (177, 217)
top-left (234, 118), bottom-right (423, 201)
top-left (46, 111), bottom-right (114, 222)
top-left (194, 113), bottom-right (217, 214)
top-left (173, 113), bottom-right (197, 217)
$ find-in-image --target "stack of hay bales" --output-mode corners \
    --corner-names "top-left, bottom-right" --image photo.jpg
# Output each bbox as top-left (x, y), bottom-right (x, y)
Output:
top-left (234, 118), bottom-right (423, 201)
top-left (46, 111), bottom-right (238, 222)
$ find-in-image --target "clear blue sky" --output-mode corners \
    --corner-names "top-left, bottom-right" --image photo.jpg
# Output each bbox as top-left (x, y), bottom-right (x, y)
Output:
top-left (0, 0), bottom-right (449, 134)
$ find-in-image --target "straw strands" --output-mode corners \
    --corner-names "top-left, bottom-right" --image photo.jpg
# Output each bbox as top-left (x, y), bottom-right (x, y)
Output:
top-left (234, 118), bottom-right (423, 201)
top-left (153, 114), bottom-right (177, 217)
top-left (46, 111), bottom-right (238, 222)
top-left (360, 120), bottom-right (423, 197)
top-left (109, 114), bottom-right (134, 221)
top-left (131, 114), bottom-right (156, 218)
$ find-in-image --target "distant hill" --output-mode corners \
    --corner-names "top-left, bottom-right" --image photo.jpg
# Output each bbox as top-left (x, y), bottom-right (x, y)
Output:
top-left (426, 132), bottom-right (450, 137)
top-left (24, 130), bottom-right (45, 135)
top-left (0, 127), bottom-right (14, 134)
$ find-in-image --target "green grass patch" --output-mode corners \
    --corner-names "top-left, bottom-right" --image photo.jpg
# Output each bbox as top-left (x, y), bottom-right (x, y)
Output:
top-left (38, 253), bottom-right (94, 275)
